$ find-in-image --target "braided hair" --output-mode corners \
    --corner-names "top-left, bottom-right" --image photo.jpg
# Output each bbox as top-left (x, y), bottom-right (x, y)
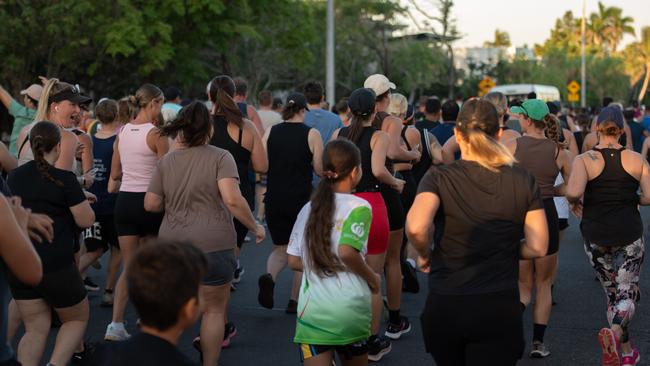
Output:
top-left (30, 121), bottom-right (64, 187)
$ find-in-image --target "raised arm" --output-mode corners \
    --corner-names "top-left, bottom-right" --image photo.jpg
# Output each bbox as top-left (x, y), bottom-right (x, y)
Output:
top-left (0, 85), bottom-right (14, 109)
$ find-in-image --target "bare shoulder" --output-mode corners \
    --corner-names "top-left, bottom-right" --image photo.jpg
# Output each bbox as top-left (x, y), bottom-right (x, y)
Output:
top-left (406, 126), bottom-right (420, 138)
top-left (242, 118), bottom-right (258, 134)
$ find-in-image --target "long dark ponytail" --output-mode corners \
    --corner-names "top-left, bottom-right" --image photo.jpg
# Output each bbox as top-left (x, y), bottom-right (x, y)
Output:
top-left (306, 139), bottom-right (361, 277)
top-left (30, 121), bottom-right (64, 187)
top-left (207, 75), bottom-right (243, 127)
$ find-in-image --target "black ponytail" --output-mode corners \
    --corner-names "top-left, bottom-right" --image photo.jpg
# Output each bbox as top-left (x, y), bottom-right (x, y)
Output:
top-left (160, 101), bottom-right (212, 147)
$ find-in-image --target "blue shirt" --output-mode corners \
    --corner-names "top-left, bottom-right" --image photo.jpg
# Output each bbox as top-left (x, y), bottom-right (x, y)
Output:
top-left (431, 122), bottom-right (456, 146)
top-left (643, 116), bottom-right (650, 132)
top-left (304, 109), bottom-right (343, 144)
top-left (304, 109), bottom-right (343, 186)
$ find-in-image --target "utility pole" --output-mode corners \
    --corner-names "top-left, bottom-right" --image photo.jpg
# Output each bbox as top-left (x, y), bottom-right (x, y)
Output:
top-left (580, 0), bottom-right (587, 108)
top-left (326, 0), bottom-right (335, 107)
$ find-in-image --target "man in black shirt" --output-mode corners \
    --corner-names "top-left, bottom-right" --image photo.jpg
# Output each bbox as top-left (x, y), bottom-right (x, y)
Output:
top-left (415, 97), bottom-right (441, 132)
top-left (89, 241), bottom-right (207, 366)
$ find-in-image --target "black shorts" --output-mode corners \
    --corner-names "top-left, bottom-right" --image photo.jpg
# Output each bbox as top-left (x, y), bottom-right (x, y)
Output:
top-left (380, 184), bottom-right (404, 231)
top-left (9, 263), bottom-right (87, 308)
top-left (299, 340), bottom-right (368, 362)
top-left (83, 215), bottom-right (119, 252)
top-left (421, 290), bottom-right (524, 366)
top-left (266, 199), bottom-right (306, 245)
top-left (114, 192), bottom-right (163, 237)
top-left (542, 198), bottom-right (560, 255)
top-left (396, 170), bottom-right (416, 213)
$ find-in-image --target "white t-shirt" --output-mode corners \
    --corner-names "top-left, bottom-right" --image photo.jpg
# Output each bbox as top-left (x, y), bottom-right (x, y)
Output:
top-left (287, 193), bottom-right (372, 345)
top-left (258, 110), bottom-right (282, 131)
top-left (554, 173), bottom-right (569, 220)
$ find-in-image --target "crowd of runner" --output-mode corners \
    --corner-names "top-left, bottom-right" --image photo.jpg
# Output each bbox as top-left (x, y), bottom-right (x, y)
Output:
top-left (0, 74), bottom-right (647, 366)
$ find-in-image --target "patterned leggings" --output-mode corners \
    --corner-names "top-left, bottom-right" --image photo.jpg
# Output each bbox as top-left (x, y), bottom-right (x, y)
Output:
top-left (584, 238), bottom-right (645, 343)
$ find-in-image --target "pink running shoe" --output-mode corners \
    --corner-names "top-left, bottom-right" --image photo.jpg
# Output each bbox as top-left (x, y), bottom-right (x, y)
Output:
top-left (621, 348), bottom-right (640, 366)
top-left (598, 328), bottom-right (621, 366)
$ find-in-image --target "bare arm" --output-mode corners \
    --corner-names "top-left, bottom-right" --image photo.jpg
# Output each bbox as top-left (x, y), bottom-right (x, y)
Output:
top-left (0, 85), bottom-right (13, 109)
top-left (563, 129), bottom-right (579, 157)
top-left (384, 117), bottom-right (419, 161)
top-left (308, 129), bottom-right (324, 177)
top-left (624, 122), bottom-right (633, 150)
top-left (78, 133), bottom-right (94, 188)
top-left (247, 106), bottom-right (264, 136)
top-left (69, 199), bottom-right (95, 229)
top-left (55, 131), bottom-right (78, 172)
top-left (219, 177), bottom-right (265, 243)
top-left (371, 132), bottom-right (403, 191)
top-left (288, 255), bottom-right (303, 271)
top-left (110, 136), bottom-right (122, 183)
top-left (521, 209), bottom-right (549, 259)
top-left (144, 192), bottom-right (164, 212)
top-left (0, 196), bottom-right (42, 286)
top-left (339, 245), bottom-right (380, 293)
top-left (441, 136), bottom-right (459, 165)
top-left (0, 143), bottom-right (17, 172)
top-left (566, 155), bottom-right (589, 204)
top-left (245, 120), bottom-right (268, 174)
top-left (638, 160), bottom-right (650, 205)
top-left (554, 149), bottom-right (573, 196)
top-left (150, 128), bottom-right (169, 159)
top-left (642, 139), bottom-right (650, 162)
top-left (405, 191), bottom-right (439, 272)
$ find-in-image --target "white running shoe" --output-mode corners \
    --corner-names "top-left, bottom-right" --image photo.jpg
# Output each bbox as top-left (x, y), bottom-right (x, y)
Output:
top-left (105, 323), bottom-right (131, 341)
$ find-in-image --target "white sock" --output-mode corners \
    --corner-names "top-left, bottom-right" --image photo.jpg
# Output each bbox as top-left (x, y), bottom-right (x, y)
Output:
top-left (109, 322), bottom-right (125, 330)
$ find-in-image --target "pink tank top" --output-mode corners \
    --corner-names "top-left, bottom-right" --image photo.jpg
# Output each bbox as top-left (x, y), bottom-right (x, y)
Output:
top-left (118, 122), bottom-right (158, 192)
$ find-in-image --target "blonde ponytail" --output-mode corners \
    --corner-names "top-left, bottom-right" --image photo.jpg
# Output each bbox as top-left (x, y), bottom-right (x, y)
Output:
top-left (34, 78), bottom-right (59, 122)
top-left (466, 130), bottom-right (515, 172)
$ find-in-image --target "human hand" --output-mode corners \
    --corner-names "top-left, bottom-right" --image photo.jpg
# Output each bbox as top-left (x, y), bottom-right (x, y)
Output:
top-left (8, 197), bottom-right (30, 231)
top-left (392, 178), bottom-right (405, 194)
top-left (27, 213), bottom-right (54, 243)
top-left (416, 253), bottom-right (431, 273)
top-left (84, 190), bottom-right (97, 203)
top-left (367, 272), bottom-right (381, 294)
top-left (255, 224), bottom-right (266, 244)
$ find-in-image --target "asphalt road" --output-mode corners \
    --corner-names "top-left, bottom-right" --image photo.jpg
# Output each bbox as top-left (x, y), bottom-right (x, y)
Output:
top-left (19, 210), bottom-right (650, 365)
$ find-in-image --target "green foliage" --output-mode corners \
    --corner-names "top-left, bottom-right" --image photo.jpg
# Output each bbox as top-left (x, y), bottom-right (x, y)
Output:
top-left (484, 29), bottom-right (511, 48)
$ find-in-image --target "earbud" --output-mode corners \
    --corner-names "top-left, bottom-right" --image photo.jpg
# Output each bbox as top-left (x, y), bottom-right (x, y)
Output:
top-left (55, 106), bottom-right (60, 112)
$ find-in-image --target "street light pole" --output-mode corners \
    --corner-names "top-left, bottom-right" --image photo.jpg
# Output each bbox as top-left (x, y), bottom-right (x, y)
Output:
top-left (581, 0), bottom-right (587, 108)
top-left (326, 0), bottom-right (335, 107)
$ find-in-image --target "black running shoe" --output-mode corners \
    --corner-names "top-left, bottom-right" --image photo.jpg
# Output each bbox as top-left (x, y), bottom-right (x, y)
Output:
top-left (368, 335), bottom-right (392, 362)
top-left (285, 299), bottom-right (297, 314)
top-left (258, 273), bottom-right (275, 309)
top-left (84, 277), bottom-right (100, 292)
top-left (233, 265), bottom-right (245, 284)
top-left (71, 342), bottom-right (96, 365)
top-left (385, 317), bottom-right (412, 340)
top-left (401, 260), bottom-right (420, 293)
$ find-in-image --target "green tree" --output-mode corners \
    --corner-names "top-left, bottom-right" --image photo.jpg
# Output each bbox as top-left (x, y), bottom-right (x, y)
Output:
top-left (484, 29), bottom-right (511, 48)
top-left (590, 1), bottom-right (635, 53)
top-left (624, 27), bottom-right (650, 103)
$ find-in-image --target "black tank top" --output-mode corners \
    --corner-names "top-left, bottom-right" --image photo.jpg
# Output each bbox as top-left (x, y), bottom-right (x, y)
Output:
top-left (393, 125), bottom-right (413, 165)
top-left (412, 126), bottom-right (433, 184)
top-left (374, 112), bottom-right (394, 171)
top-left (210, 115), bottom-right (253, 199)
top-left (266, 122), bottom-right (313, 203)
top-left (581, 147), bottom-right (642, 246)
top-left (339, 126), bottom-right (381, 192)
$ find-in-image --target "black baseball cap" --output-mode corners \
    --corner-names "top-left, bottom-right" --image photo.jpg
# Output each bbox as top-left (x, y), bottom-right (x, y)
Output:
top-left (597, 106), bottom-right (624, 128)
top-left (49, 83), bottom-right (92, 105)
top-left (285, 92), bottom-right (309, 111)
top-left (348, 88), bottom-right (376, 116)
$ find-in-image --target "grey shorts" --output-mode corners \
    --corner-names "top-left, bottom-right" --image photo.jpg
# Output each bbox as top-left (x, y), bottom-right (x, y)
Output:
top-left (203, 249), bottom-right (237, 286)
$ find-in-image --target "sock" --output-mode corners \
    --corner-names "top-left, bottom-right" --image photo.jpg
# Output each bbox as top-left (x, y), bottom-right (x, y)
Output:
top-left (520, 302), bottom-right (526, 313)
top-left (533, 323), bottom-right (547, 343)
top-left (389, 309), bottom-right (401, 325)
top-left (110, 322), bottom-right (125, 331)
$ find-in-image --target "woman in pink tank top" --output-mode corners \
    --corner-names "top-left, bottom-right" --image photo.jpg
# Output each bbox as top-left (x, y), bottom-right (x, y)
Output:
top-left (105, 84), bottom-right (169, 341)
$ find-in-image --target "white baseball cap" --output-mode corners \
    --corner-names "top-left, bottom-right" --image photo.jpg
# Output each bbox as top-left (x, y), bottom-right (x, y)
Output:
top-left (20, 84), bottom-right (43, 101)
top-left (363, 74), bottom-right (396, 96)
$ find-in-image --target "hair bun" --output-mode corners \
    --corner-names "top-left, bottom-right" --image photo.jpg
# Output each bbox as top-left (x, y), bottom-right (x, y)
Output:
top-left (128, 95), bottom-right (138, 105)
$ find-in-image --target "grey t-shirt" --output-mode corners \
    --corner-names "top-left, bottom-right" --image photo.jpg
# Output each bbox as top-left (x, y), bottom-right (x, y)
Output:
top-left (148, 145), bottom-right (239, 253)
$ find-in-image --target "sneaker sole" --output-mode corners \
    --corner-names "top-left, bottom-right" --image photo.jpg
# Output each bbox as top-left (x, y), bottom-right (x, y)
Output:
top-left (368, 343), bottom-right (392, 362)
top-left (85, 286), bottom-right (100, 292)
top-left (385, 323), bottom-right (412, 340)
top-left (233, 269), bottom-right (245, 284)
top-left (104, 335), bottom-right (129, 341)
top-left (598, 328), bottom-right (621, 366)
top-left (529, 350), bottom-right (550, 358)
top-left (258, 275), bottom-right (274, 309)
top-left (223, 328), bottom-right (237, 348)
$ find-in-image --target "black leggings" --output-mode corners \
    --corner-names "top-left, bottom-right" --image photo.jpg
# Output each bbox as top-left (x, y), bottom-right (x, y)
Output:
top-left (421, 290), bottom-right (524, 366)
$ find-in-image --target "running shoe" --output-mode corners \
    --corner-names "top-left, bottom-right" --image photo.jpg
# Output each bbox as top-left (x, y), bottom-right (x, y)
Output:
top-left (285, 299), bottom-right (298, 314)
top-left (258, 273), bottom-right (275, 309)
top-left (401, 260), bottom-right (420, 294)
top-left (104, 323), bottom-right (131, 341)
top-left (84, 277), bottom-right (100, 291)
top-left (385, 317), bottom-right (411, 340)
top-left (230, 282), bottom-right (237, 292)
top-left (100, 290), bottom-right (114, 307)
top-left (192, 322), bottom-right (238, 353)
top-left (598, 328), bottom-right (621, 366)
top-left (233, 265), bottom-right (245, 284)
top-left (621, 348), bottom-right (640, 366)
top-left (244, 235), bottom-right (251, 243)
top-left (529, 341), bottom-right (551, 358)
top-left (367, 336), bottom-right (391, 362)
top-left (70, 342), bottom-right (95, 365)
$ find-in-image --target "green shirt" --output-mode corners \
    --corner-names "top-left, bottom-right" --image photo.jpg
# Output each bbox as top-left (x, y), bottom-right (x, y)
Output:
top-left (8, 99), bottom-right (36, 157)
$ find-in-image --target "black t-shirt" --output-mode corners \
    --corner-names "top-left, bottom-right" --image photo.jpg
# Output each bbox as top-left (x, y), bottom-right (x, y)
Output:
top-left (415, 119), bottom-right (440, 132)
top-left (417, 160), bottom-right (542, 295)
top-left (7, 161), bottom-right (86, 273)
top-left (90, 333), bottom-right (195, 366)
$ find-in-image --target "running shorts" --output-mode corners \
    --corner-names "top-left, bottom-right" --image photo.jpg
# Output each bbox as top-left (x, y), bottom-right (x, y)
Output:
top-left (380, 184), bottom-right (405, 231)
top-left (203, 249), bottom-right (237, 286)
top-left (266, 199), bottom-right (307, 245)
top-left (542, 198), bottom-right (560, 255)
top-left (83, 214), bottom-right (119, 252)
top-left (9, 263), bottom-right (87, 308)
top-left (299, 340), bottom-right (368, 362)
top-left (114, 192), bottom-right (163, 237)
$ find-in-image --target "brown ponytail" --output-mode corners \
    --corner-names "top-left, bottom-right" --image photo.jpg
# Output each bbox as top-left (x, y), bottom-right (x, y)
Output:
top-left (306, 140), bottom-right (361, 277)
top-left (30, 121), bottom-right (64, 187)
top-left (128, 84), bottom-right (163, 116)
top-left (541, 114), bottom-right (568, 149)
top-left (597, 121), bottom-right (623, 137)
top-left (208, 75), bottom-right (243, 127)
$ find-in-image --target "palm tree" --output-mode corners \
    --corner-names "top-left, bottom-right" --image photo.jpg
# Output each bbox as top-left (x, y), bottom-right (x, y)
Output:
top-left (590, 2), bottom-right (635, 53)
top-left (625, 27), bottom-right (650, 103)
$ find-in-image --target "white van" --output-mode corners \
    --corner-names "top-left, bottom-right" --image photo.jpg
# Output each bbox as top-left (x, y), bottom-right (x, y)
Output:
top-left (489, 84), bottom-right (561, 102)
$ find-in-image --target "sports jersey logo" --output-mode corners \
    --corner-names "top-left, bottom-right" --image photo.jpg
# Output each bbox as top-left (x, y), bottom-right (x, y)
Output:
top-left (350, 222), bottom-right (365, 238)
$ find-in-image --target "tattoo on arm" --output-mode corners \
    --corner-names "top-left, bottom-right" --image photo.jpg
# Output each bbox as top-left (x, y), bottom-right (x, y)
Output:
top-left (587, 152), bottom-right (598, 161)
top-left (607, 143), bottom-right (614, 148)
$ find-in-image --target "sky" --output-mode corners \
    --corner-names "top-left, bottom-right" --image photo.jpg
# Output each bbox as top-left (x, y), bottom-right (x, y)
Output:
top-left (402, 0), bottom-right (650, 49)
